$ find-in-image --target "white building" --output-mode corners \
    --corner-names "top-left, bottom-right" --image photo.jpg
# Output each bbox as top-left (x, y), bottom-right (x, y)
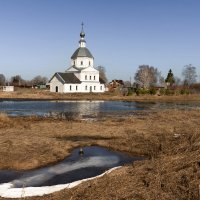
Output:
top-left (2, 86), bottom-right (14, 92)
top-left (49, 24), bottom-right (105, 93)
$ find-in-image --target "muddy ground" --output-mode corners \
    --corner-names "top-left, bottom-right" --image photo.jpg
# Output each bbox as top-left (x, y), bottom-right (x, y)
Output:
top-left (0, 108), bottom-right (199, 200)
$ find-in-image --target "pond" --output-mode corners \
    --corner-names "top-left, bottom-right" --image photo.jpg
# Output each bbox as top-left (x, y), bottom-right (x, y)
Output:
top-left (0, 146), bottom-right (144, 198)
top-left (0, 100), bottom-right (199, 118)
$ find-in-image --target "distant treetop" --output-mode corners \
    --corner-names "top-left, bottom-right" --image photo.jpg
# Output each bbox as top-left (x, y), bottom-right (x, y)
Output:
top-left (165, 69), bottom-right (175, 86)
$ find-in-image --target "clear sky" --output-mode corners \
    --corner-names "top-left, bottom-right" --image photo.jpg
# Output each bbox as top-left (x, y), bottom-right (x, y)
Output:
top-left (0, 0), bottom-right (200, 82)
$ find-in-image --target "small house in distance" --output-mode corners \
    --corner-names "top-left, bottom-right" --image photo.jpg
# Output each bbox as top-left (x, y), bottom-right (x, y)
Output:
top-left (49, 24), bottom-right (105, 93)
top-left (2, 86), bottom-right (14, 92)
top-left (108, 80), bottom-right (124, 92)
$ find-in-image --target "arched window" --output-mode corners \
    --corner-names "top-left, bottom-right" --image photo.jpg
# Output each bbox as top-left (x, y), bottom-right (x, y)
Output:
top-left (89, 76), bottom-right (91, 80)
top-left (76, 86), bottom-right (78, 91)
top-left (81, 61), bottom-right (83, 65)
top-left (55, 86), bottom-right (58, 92)
top-left (85, 75), bottom-right (87, 80)
top-left (100, 86), bottom-right (102, 90)
top-left (94, 76), bottom-right (96, 80)
top-left (70, 85), bottom-right (72, 91)
top-left (85, 85), bottom-right (87, 90)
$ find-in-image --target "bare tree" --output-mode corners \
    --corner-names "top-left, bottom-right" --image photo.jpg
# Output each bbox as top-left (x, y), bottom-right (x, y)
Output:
top-left (124, 81), bottom-right (131, 87)
top-left (96, 66), bottom-right (108, 83)
top-left (174, 76), bottom-right (182, 86)
top-left (157, 71), bottom-right (165, 86)
top-left (0, 74), bottom-right (6, 86)
top-left (134, 65), bottom-right (159, 88)
top-left (182, 64), bottom-right (197, 86)
top-left (10, 75), bottom-right (25, 86)
top-left (159, 76), bottom-right (165, 86)
top-left (31, 75), bottom-right (48, 86)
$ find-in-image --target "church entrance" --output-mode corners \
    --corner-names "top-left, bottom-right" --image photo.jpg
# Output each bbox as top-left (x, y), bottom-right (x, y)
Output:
top-left (90, 86), bottom-right (92, 92)
top-left (55, 86), bottom-right (58, 92)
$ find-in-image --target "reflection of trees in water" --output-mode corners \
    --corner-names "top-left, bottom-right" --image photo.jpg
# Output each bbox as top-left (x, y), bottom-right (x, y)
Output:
top-left (47, 111), bottom-right (79, 121)
top-left (2, 101), bottom-right (200, 118)
top-left (135, 102), bottom-right (198, 110)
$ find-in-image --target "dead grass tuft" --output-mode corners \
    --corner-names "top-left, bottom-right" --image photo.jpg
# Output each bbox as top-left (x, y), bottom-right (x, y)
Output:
top-left (0, 113), bottom-right (9, 121)
top-left (0, 113), bottom-right (13, 129)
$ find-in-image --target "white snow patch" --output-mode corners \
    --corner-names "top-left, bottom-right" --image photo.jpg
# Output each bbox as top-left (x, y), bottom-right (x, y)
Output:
top-left (0, 166), bottom-right (121, 198)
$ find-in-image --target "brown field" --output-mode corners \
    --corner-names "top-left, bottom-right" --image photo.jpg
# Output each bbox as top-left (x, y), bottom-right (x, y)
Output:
top-left (0, 87), bottom-right (200, 102)
top-left (0, 107), bottom-right (199, 200)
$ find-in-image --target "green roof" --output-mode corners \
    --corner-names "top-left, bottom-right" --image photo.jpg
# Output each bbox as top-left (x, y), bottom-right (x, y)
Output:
top-left (71, 47), bottom-right (94, 59)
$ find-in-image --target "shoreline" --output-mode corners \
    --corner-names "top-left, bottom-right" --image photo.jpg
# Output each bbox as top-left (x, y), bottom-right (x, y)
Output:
top-left (0, 166), bottom-right (122, 198)
top-left (0, 92), bottom-right (200, 102)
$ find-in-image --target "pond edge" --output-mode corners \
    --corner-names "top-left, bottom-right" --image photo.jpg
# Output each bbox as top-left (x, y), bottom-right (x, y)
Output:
top-left (0, 166), bottom-right (121, 198)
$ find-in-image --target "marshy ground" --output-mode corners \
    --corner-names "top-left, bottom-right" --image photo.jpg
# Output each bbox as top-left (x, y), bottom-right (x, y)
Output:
top-left (0, 107), bottom-right (199, 199)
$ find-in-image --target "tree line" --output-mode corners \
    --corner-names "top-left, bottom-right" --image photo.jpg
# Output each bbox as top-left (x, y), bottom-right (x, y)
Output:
top-left (130, 64), bottom-right (199, 95)
top-left (107, 64), bottom-right (199, 96)
top-left (134, 64), bottom-right (199, 88)
top-left (0, 64), bottom-right (199, 92)
top-left (0, 65), bottom-right (107, 87)
top-left (0, 74), bottom-right (48, 87)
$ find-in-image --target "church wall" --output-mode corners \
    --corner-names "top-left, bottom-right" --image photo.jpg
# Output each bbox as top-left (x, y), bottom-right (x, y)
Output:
top-left (63, 82), bottom-right (105, 93)
top-left (74, 72), bottom-right (81, 80)
top-left (49, 76), bottom-right (64, 93)
top-left (63, 84), bottom-right (80, 93)
top-left (72, 57), bottom-right (93, 68)
top-left (79, 71), bottom-right (99, 82)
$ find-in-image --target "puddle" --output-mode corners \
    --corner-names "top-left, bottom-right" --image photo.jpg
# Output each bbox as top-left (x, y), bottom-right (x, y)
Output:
top-left (0, 146), bottom-right (143, 188)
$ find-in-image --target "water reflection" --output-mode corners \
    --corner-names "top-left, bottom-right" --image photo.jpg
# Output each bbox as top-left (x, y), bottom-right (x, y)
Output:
top-left (0, 100), bottom-right (199, 118)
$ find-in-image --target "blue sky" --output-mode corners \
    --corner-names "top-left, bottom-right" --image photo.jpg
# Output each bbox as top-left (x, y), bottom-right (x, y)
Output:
top-left (0, 0), bottom-right (200, 82)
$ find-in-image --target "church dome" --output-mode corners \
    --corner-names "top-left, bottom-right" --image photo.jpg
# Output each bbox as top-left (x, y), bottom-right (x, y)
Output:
top-left (80, 31), bottom-right (85, 38)
top-left (71, 47), bottom-right (94, 59)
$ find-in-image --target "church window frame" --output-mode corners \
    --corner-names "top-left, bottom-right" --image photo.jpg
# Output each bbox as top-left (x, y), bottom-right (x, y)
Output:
top-left (70, 85), bottom-right (72, 91)
top-left (85, 85), bottom-right (87, 90)
top-left (76, 85), bottom-right (78, 91)
top-left (94, 76), bottom-right (96, 80)
top-left (85, 75), bottom-right (87, 80)
top-left (81, 61), bottom-right (83, 65)
top-left (90, 76), bottom-right (91, 80)
top-left (94, 86), bottom-right (96, 90)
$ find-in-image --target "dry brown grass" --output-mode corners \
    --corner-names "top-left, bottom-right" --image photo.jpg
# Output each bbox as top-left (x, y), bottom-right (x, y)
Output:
top-left (0, 113), bottom-right (13, 128)
top-left (1, 87), bottom-right (200, 102)
top-left (0, 108), bottom-right (199, 199)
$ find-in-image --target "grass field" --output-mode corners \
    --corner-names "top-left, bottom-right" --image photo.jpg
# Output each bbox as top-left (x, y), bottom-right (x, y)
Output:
top-left (0, 87), bottom-right (200, 102)
top-left (0, 108), bottom-right (199, 199)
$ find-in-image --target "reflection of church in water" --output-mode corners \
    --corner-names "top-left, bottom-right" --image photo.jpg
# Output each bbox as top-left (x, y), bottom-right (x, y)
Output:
top-left (48, 101), bottom-right (103, 119)
top-left (49, 23), bottom-right (105, 93)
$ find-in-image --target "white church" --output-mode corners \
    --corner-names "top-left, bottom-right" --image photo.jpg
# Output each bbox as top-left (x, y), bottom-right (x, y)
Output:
top-left (49, 24), bottom-right (106, 93)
